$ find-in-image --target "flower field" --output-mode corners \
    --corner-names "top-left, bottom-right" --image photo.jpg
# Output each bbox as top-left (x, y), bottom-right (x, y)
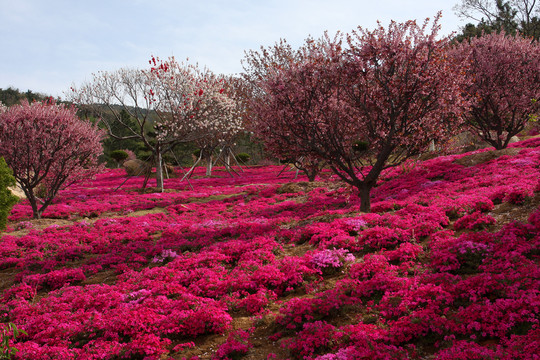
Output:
top-left (2, 138), bottom-right (540, 359)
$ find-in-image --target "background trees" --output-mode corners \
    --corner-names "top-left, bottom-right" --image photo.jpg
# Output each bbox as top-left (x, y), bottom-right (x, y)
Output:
top-left (454, 32), bottom-right (540, 149)
top-left (454, 0), bottom-right (540, 40)
top-left (71, 57), bottom-right (243, 188)
top-left (70, 67), bottom-right (173, 190)
top-left (0, 87), bottom-right (49, 107)
top-left (0, 100), bottom-right (103, 219)
top-left (245, 15), bottom-right (470, 212)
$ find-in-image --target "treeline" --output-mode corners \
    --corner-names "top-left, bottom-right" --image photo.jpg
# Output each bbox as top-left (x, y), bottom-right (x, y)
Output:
top-left (0, 87), bottom-right (51, 107)
top-left (0, 87), bottom-right (261, 169)
top-left (454, 0), bottom-right (540, 41)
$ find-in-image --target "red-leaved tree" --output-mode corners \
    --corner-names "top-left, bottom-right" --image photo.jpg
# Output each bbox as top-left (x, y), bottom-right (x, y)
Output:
top-left (245, 14), bottom-right (471, 212)
top-left (453, 32), bottom-right (540, 149)
top-left (0, 100), bottom-right (103, 218)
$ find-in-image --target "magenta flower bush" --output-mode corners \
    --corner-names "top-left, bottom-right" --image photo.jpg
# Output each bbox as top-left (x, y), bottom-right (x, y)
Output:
top-left (0, 138), bottom-right (539, 358)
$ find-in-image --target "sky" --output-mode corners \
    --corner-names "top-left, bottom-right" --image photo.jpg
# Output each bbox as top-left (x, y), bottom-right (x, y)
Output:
top-left (0, 0), bottom-right (467, 99)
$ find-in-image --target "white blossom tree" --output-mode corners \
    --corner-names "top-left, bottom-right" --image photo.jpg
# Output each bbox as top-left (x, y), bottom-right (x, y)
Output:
top-left (149, 58), bottom-right (244, 176)
top-left (70, 56), bottom-right (243, 189)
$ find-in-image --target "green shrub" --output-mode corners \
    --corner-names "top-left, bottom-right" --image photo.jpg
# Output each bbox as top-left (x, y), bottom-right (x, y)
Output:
top-left (110, 149), bottom-right (129, 163)
top-left (235, 152), bottom-right (251, 164)
top-left (0, 157), bottom-right (18, 231)
top-left (1, 322), bottom-right (27, 359)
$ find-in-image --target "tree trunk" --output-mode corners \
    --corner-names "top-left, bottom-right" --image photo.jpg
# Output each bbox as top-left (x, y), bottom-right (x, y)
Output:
top-left (306, 169), bottom-right (317, 182)
top-left (357, 183), bottom-right (373, 213)
top-left (28, 195), bottom-right (42, 219)
top-left (155, 151), bottom-right (164, 192)
top-left (206, 155), bottom-right (213, 176)
top-left (429, 139), bottom-right (436, 152)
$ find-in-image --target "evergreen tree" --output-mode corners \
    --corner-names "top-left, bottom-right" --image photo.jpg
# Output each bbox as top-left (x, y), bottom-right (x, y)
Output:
top-left (454, 0), bottom-right (539, 41)
top-left (0, 157), bottom-right (18, 231)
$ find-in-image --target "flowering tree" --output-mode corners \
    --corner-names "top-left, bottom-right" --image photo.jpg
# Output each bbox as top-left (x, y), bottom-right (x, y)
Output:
top-left (243, 37), bottom-right (330, 181)
top-left (0, 100), bottom-right (103, 218)
top-left (188, 75), bottom-right (244, 176)
top-left (454, 32), bottom-right (540, 149)
top-left (245, 14), bottom-right (470, 212)
top-left (149, 59), bottom-right (244, 176)
top-left (71, 57), bottom-right (242, 186)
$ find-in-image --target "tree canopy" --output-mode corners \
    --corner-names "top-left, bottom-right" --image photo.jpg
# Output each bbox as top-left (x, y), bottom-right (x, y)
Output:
top-left (244, 14), bottom-right (471, 212)
top-left (453, 32), bottom-right (540, 149)
top-left (0, 100), bottom-right (103, 218)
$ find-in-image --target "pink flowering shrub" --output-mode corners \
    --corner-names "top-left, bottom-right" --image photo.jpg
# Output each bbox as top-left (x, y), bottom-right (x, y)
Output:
top-left (359, 226), bottom-right (408, 250)
top-left (310, 248), bottom-right (355, 274)
top-left (505, 187), bottom-right (534, 205)
top-left (0, 139), bottom-right (539, 359)
top-left (453, 211), bottom-right (496, 231)
top-left (214, 329), bottom-right (253, 359)
top-left (430, 231), bottom-right (493, 273)
top-left (435, 340), bottom-right (497, 360)
top-left (23, 268), bottom-right (86, 290)
top-left (282, 321), bottom-right (339, 359)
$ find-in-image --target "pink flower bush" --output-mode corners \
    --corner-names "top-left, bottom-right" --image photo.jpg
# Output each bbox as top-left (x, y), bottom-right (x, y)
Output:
top-left (310, 248), bottom-right (355, 272)
top-left (0, 137), bottom-right (539, 358)
top-left (214, 329), bottom-right (253, 359)
top-left (453, 211), bottom-right (496, 231)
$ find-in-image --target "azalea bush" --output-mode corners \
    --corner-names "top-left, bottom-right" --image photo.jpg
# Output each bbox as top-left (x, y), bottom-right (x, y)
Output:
top-left (0, 135), bottom-right (539, 359)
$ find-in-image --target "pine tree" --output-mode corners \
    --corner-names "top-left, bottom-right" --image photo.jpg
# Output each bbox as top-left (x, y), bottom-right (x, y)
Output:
top-left (0, 157), bottom-right (18, 231)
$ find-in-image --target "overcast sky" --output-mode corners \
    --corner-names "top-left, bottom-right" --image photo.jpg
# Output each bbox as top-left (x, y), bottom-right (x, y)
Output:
top-left (1, 0), bottom-right (467, 98)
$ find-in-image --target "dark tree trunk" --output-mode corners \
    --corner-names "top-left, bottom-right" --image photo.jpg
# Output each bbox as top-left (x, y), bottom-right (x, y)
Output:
top-left (28, 195), bottom-right (43, 219)
top-left (306, 169), bottom-right (317, 182)
top-left (357, 182), bottom-right (373, 213)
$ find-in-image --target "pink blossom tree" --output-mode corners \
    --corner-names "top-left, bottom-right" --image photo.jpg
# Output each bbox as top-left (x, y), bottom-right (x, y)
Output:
top-left (453, 32), bottom-right (540, 149)
top-left (242, 37), bottom-right (331, 181)
top-left (0, 100), bottom-right (103, 218)
top-left (245, 14), bottom-right (470, 212)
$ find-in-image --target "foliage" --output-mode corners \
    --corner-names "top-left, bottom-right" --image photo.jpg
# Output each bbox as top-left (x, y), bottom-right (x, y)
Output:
top-left (0, 100), bottom-right (103, 219)
top-left (100, 109), bottom-right (146, 165)
top-left (109, 150), bottom-right (129, 168)
top-left (453, 32), bottom-right (540, 149)
top-left (454, 0), bottom-right (540, 40)
top-left (235, 152), bottom-right (251, 164)
top-left (244, 14), bottom-right (470, 212)
top-left (0, 87), bottom-right (49, 107)
top-left (0, 157), bottom-right (18, 231)
top-left (1, 323), bottom-right (27, 360)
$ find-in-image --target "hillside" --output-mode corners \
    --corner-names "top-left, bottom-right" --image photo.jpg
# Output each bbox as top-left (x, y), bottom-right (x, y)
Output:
top-left (1, 137), bottom-right (540, 359)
